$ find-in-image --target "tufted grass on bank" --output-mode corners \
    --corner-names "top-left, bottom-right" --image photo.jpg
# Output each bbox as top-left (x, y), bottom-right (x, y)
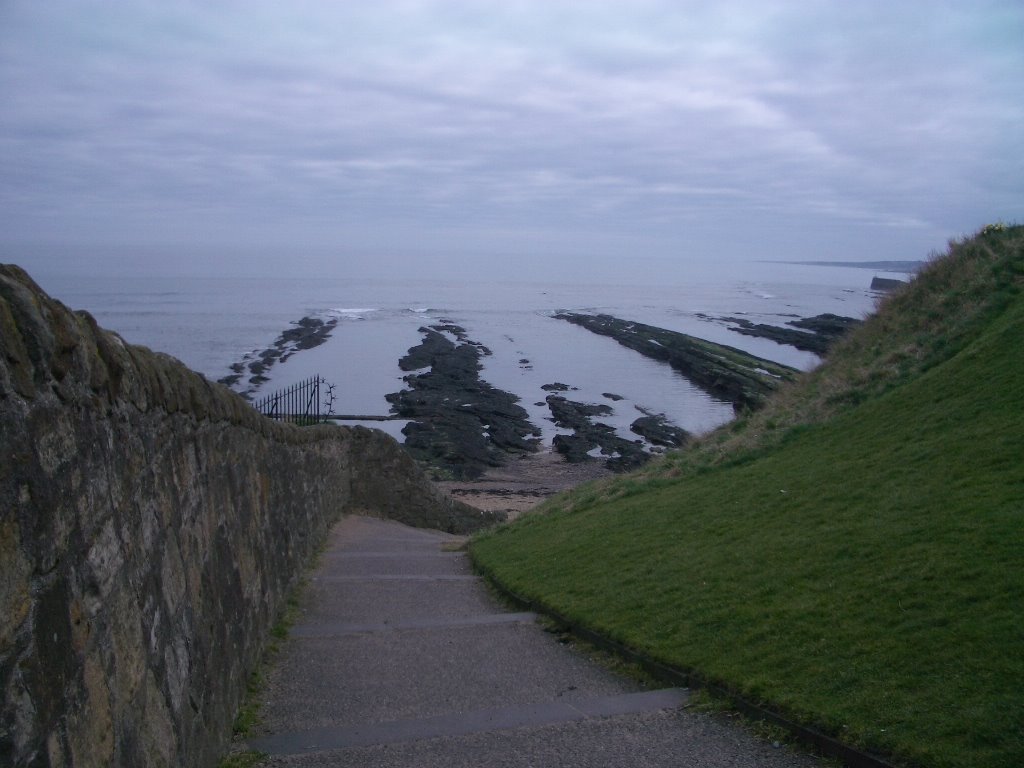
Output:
top-left (470, 225), bottom-right (1024, 768)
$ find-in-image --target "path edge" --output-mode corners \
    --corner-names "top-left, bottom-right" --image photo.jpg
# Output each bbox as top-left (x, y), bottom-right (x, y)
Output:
top-left (469, 553), bottom-right (909, 768)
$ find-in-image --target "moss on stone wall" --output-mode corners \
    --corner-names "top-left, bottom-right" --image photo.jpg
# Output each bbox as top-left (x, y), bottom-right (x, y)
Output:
top-left (0, 264), bottom-right (496, 768)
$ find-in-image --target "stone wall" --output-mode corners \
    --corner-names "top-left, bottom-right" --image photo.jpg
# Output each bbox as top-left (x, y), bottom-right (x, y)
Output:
top-left (0, 265), bottom-right (496, 768)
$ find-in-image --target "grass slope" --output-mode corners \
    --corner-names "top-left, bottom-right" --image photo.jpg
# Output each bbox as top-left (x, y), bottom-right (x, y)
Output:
top-left (470, 225), bottom-right (1024, 768)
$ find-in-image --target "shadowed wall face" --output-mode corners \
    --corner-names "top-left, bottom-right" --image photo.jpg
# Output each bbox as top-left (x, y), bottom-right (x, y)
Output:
top-left (0, 265), bottom-right (493, 768)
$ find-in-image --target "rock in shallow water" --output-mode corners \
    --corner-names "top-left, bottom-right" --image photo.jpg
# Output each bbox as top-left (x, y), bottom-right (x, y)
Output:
top-left (545, 394), bottom-right (650, 472)
top-left (386, 325), bottom-right (540, 479)
top-left (630, 414), bottom-right (689, 447)
top-left (555, 312), bottom-right (796, 412)
top-left (717, 312), bottom-right (861, 355)
top-left (218, 315), bottom-right (338, 395)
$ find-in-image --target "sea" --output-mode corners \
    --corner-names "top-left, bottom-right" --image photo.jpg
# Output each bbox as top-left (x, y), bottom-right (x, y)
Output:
top-left (29, 259), bottom-right (906, 447)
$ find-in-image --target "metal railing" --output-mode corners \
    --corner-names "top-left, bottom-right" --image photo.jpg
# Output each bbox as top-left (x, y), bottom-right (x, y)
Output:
top-left (254, 376), bottom-right (335, 425)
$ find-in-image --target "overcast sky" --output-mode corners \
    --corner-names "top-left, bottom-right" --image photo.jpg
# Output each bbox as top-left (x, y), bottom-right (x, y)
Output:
top-left (1, 1), bottom-right (1021, 279)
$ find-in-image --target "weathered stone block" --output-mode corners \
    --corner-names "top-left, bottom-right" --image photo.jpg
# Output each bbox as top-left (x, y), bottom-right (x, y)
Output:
top-left (0, 263), bottom-right (493, 768)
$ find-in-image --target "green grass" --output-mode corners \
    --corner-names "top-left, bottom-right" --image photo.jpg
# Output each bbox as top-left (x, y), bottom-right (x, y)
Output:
top-left (218, 544), bottom-right (328, 768)
top-left (217, 751), bottom-right (266, 768)
top-left (470, 225), bottom-right (1024, 768)
top-left (229, 588), bottom-right (303, 740)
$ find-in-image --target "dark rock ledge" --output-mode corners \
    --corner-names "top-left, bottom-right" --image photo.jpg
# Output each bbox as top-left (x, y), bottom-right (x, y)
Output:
top-left (709, 312), bottom-right (862, 355)
top-left (545, 394), bottom-right (650, 472)
top-left (555, 312), bottom-right (797, 412)
top-left (630, 410), bottom-right (690, 448)
top-left (543, 394), bottom-right (689, 473)
top-left (218, 315), bottom-right (339, 395)
top-left (386, 324), bottom-right (540, 480)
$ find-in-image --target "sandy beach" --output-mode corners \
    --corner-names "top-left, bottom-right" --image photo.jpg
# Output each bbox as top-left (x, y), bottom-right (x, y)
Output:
top-left (434, 449), bottom-right (615, 520)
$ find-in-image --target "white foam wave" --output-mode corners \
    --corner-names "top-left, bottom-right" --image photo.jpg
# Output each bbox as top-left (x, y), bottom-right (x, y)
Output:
top-left (330, 307), bottom-right (379, 318)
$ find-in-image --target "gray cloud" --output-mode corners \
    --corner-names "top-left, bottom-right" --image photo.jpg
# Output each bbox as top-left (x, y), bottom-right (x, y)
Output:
top-left (1, 1), bottom-right (1021, 277)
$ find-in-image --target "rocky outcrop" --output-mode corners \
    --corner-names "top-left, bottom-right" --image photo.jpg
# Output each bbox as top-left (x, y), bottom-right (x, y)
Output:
top-left (870, 276), bottom-right (906, 292)
top-left (386, 324), bottom-right (540, 480)
top-left (219, 315), bottom-right (339, 396)
top-left (0, 265), bottom-right (494, 768)
top-left (629, 413), bottom-right (689, 448)
top-left (555, 313), bottom-right (797, 412)
top-left (716, 313), bottom-right (862, 355)
top-left (545, 395), bottom-right (650, 472)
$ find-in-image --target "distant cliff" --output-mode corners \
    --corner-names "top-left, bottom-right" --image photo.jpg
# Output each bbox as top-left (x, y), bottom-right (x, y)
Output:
top-left (0, 264), bottom-right (496, 768)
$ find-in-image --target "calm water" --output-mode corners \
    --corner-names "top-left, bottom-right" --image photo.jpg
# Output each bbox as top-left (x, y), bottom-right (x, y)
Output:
top-left (31, 260), bottom-right (899, 445)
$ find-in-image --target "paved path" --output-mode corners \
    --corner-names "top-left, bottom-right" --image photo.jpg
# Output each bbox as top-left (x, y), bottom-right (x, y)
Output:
top-left (248, 516), bottom-right (818, 767)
